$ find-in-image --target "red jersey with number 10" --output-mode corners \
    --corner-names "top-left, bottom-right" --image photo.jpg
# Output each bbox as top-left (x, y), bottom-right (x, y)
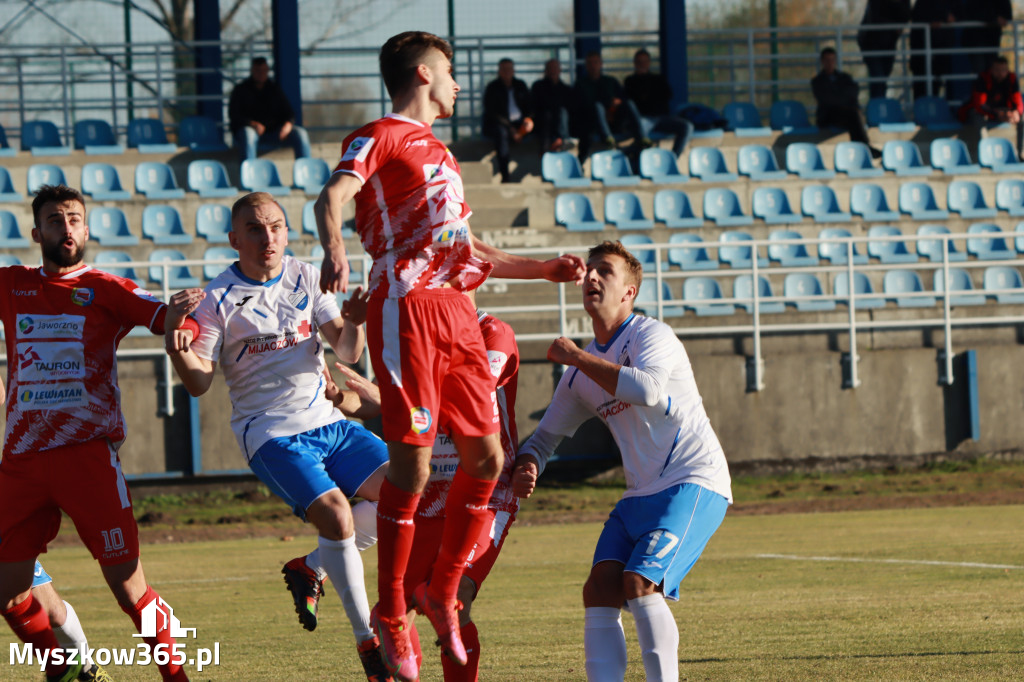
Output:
top-left (333, 113), bottom-right (493, 297)
top-left (0, 265), bottom-right (167, 457)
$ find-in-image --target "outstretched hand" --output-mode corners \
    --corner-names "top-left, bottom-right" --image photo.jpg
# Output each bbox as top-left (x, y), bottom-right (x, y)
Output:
top-left (165, 288), bottom-right (205, 353)
top-left (542, 254), bottom-right (586, 285)
top-left (333, 362), bottom-right (381, 409)
top-left (341, 286), bottom-right (370, 326)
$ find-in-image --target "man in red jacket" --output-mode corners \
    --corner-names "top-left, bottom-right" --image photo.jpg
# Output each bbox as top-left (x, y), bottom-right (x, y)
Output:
top-left (959, 55), bottom-right (1024, 159)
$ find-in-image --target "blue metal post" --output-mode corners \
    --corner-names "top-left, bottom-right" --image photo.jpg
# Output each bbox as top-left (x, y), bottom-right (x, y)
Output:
top-left (193, 0), bottom-right (223, 122)
top-left (659, 0), bottom-right (688, 109)
top-left (271, 0), bottom-right (303, 126)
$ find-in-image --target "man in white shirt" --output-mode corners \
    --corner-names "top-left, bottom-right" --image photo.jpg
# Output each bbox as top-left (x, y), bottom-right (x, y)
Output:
top-left (513, 240), bottom-right (732, 682)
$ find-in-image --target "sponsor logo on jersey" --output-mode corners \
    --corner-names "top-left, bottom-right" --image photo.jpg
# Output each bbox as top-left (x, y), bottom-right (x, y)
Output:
top-left (71, 287), bottom-right (94, 307)
top-left (410, 406), bottom-right (432, 435)
top-left (15, 314), bottom-right (85, 340)
top-left (406, 139), bottom-right (428, 148)
top-left (17, 342), bottom-right (86, 381)
top-left (13, 289), bottom-right (37, 297)
top-left (17, 381), bottom-right (88, 410)
top-left (486, 350), bottom-right (508, 378)
top-left (287, 291), bottom-right (309, 311)
top-left (341, 137), bottom-right (374, 163)
top-left (133, 288), bottom-right (160, 302)
top-left (432, 223), bottom-right (467, 245)
top-left (242, 330), bottom-right (303, 355)
top-left (235, 296), bottom-right (254, 307)
top-left (598, 399), bottom-right (631, 420)
top-left (296, 320), bottom-right (312, 338)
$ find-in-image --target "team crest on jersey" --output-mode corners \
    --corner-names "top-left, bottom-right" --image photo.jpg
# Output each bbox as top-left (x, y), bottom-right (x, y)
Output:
top-left (486, 350), bottom-right (508, 378)
top-left (71, 287), bottom-right (94, 307)
top-left (410, 407), bottom-right (432, 435)
top-left (287, 291), bottom-right (309, 311)
top-left (342, 137), bottom-right (374, 163)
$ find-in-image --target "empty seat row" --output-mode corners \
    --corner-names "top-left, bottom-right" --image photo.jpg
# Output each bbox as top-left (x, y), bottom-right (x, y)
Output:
top-left (0, 116), bottom-right (239, 156)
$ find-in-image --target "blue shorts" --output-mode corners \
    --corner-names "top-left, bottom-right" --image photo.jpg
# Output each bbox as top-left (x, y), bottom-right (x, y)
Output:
top-left (593, 483), bottom-right (728, 601)
top-left (32, 561), bottom-right (52, 588)
top-left (249, 420), bottom-right (388, 520)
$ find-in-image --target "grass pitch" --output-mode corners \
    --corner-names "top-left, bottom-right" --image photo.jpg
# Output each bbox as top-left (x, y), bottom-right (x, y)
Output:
top-left (6, 503), bottom-right (1023, 681)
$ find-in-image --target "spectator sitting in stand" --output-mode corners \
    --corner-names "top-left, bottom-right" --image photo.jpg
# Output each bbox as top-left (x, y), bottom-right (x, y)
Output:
top-left (572, 51), bottom-right (646, 162)
top-left (228, 56), bottom-right (312, 162)
top-left (482, 58), bottom-right (534, 183)
top-left (811, 47), bottom-right (881, 158)
top-left (623, 48), bottom-right (693, 156)
top-left (958, 55), bottom-right (1024, 159)
top-left (531, 59), bottom-right (573, 153)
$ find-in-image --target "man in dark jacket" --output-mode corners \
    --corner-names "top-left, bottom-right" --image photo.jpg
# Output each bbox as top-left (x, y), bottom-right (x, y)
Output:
top-left (811, 47), bottom-right (879, 156)
top-left (857, 0), bottom-right (911, 99)
top-left (482, 58), bottom-right (533, 182)
top-left (228, 57), bottom-right (311, 162)
top-left (909, 0), bottom-right (955, 99)
top-left (530, 59), bottom-right (573, 153)
top-left (571, 52), bottom-right (645, 163)
top-left (623, 48), bottom-right (693, 156)
top-left (961, 0), bottom-right (1012, 74)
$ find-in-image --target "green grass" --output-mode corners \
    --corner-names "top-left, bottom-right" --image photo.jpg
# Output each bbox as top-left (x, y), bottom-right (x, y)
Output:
top-left (10, 503), bottom-right (1024, 680)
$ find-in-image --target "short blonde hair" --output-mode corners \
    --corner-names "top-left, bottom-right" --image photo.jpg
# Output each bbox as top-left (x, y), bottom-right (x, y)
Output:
top-left (587, 240), bottom-right (643, 290)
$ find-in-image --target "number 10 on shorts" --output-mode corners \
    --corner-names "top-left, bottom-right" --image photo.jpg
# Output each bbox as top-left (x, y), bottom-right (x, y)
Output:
top-left (101, 528), bottom-right (125, 553)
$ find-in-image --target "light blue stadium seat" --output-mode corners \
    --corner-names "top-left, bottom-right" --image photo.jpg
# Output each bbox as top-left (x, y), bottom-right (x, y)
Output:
top-left (148, 249), bottom-right (201, 288)
top-left (0, 210), bottom-right (29, 248)
top-left (653, 189), bottom-right (701, 229)
top-left (688, 147), bottom-right (738, 182)
top-left (0, 254), bottom-right (22, 267)
top-left (719, 230), bottom-right (768, 268)
top-left (752, 187), bottom-right (800, 224)
top-left (27, 164), bottom-right (67, 194)
top-left (767, 229), bottom-right (817, 266)
top-left (834, 272), bottom-right (884, 309)
top-left (73, 119), bottom-right (124, 154)
top-left (916, 224), bottom-right (967, 262)
top-left (302, 199), bottom-right (354, 238)
top-left (995, 179), bottom-right (1024, 217)
top-left (591, 150), bottom-right (640, 186)
top-left (135, 161), bottom-right (185, 200)
top-left (203, 246), bottom-right (239, 280)
top-left (977, 137), bottom-right (1024, 173)
top-left (1016, 222), bottom-right (1024, 253)
top-left (142, 205), bottom-right (191, 245)
top-left (834, 141), bottom-right (883, 178)
top-left (178, 115), bottom-right (228, 152)
top-left (914, 96), bottom-right (961, 131)
top-left (818, 227), bottom-right (868, 265)
top-left (737, 144), bottom-right (787, 181)
top-left (638, 148), bottom-right (686, 184)
top-left (94, 250), bottom-right (144, 287)
top-left (683, 276), bottom-right (734, 315)
top-left (785, 142), bottom-right (835, 179)
top-left (967, 223), bottom-right (1014, 260)
top-left (240, 159), bottom-right (290, 196)
top-left (934, 268), bottom-right (985, 306)
top-left (668, 233), bottom-right (716, 270)
top-left (769, 100), bottom-right (816, 134)
top-left (850, 183), bottom-right (899, 221)
top-left (882, 140), bottom-right (932, 176)
top-left (619, 234), bottom-right (657, 271)
top-left (81, 163), bottom-right (131, 201)
top-left (127, 118), bottom-right (177, 153)
top-left (541, 152), bottom-right (590, 188)
top-left (723, 102), bottom-right (771, 137)
top-left (88, 207), bottom-right (139, 246)
top-left (784, 273), bottom-right (835, 311)
top-left (635, 280), bottom-right (683, 317)
top-left (555, 193), bottom-right (603, 231)
top-left (605, 191), bottom-right (654, 230)
top-left (867, 225), bottom-right (917, 264)
top-left (0, 123), bottom-right (15, 157)
top-left (930, 138), bottom-right (979, 174)
top-left (195, 204), bottom-right (232, 243)
top-left (801, 185), bottom-right (851, 222)
top-left (0, 167), bottom-right (23, 201)
top-left (188, 160), bottom-right (238, 198)
top-left (703, 188), bottom-right (752, 226)
top-left (984, 266), bottom-right (1024, 303)
top-left (21, 121), bottom-right (70, 155)
top-left (293, 157), bottom-right (330, 195)
top-left (866, 97), bottom-right (914, 132)
top-left (884, 270), bottom-right (936, 307)
top-left (898, 182), bottom-right (948, 220)
top-left (734, 274), bottom-right (785, 313)
top-left (947, 180), bottom-right (996, 219)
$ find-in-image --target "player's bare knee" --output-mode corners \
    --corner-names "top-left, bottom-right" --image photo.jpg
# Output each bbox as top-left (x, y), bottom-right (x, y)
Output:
top-left (306, 491), bottom-right (354, 541)
top-left (452, 433), bottom-right (503, 480)
top-left (622, 570), bottom-right (657, 600)
top-left (583, 561), bottom-right (626, 607)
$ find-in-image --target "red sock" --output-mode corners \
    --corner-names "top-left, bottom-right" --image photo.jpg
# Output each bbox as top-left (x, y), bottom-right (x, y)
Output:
top-left (3, 593), bottom-right (64, 677)
top-left (120, 586), bottom-right (189, 681)
top-left (429, 469), bottom-right (496, 603)
top-left (376, 477), bottom-right (421, 617)
top-left (441, 621), bottom-right (480, 681)
top-left (408, 618), bottom-right (423, 671)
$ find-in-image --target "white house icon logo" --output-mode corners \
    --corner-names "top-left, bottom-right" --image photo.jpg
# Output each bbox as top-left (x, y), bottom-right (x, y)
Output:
top-left (131, 597), bottom-right (196, 639)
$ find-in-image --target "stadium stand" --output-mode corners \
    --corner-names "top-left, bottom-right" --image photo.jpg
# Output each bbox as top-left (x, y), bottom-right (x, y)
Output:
top-left (916, 224), bottom-right (968, 262)
top-left (722, 102), bottom-right (771, 136)
top-left (195, 204), bottom-right (232, 242)
top-left (135, 161), bottom-right (186, 200)
top-left (703, 188), bottom-right (752, 226)
top-left (178, 115), bottom-right (228, 152)
top-left (785, 142), bottom-right (835, 179)
top-left (734, 274), bottom-right (785, 313)
top-left (0, 167), bottom-right (23, 202)
top-left (293, 157), bottom-right (331, 195)
top-left (834, 271), bottom-right (884, 308)
top-left (818, 227), bottom-right (868, 264)
top-left (142, 205), bottom-right (192, 245)
top-left (752, 187), bottom-right (801, 224)
top-left (127, 118), bottom-right (177, 153)
top-left (934, 268), bottom-right (986, 306)
top-left (913, 96), bottom-right (961, 131)
top-left (719, 230), bottom-right (768, 268)
top-left (737, 144), bottom-right (788, 181)
top-left (898, 182), bottom-right (948, 220)
top-left (1016, 223), bottom-right (1024, 253)
top-left (604, 191), bottom-right (654, 229)
top-left (834, 141), bottom-right (883, 178)
top-left (867, 225), bottom-right (918, 264)
top-left (203, 247), bottom-right (239, 280)
top-left (769, 100), bottom-right (816, 134)
top-left (541, 151), bottom-right (591, 187)
top-left (0, 123), bottom-right (15, 157)
top-left (619, 234), bottom-right (656, 271)
top-left (683, 276), bottom-right (733, 315)
top-left (784, 272), bottom-right (835, 311)
top-left (668, 233), bottom-right (716, 270)
top-left (554, 193), bottom-right (603, 231)
top-left (638, 148), bottom-right (686, 184)
top-left (688, 147), bottom-right (738, 182)
top-left (947, 180), bottom-right (997, 219)
top-left (635, 280), bottom-right (681, 316)
top-left (188, 160), bottom-right (238, 197)
top-left (94, 250), bottom-right (145, 287)
top-left (27, 163), bottom-right (67, 194)
top-left (81, 162), bottom-right (132, 200)
top-left (0, 254), bottom-right (23, 267)
top-left (866, 97), bottom-right (914, 132)
top-left (977, 137), bottom-right (1024, 173)
top-left (73, 119), bottom-right (125, 154)
top-left (882, 140), bottom-right (933, 176)
top-left (653, 189), bottom-right (701, 228)
top-left (850, 183), bottom-right (900, 221)
top-left (966, 223), bottom-right (1014, 260)
top-left (591, 150), bottom-right (640, 185)
top-left (148, 249), bottom-right (201, 288)
top-left (0, 210), bottom-right (29, 248)
top-left (768, 229), bottom-right (818, 266)
top-left (995, 179), bottom-right (1024, 216)
top-left (87, 206), bottom-right (138, 246)
top-left (240, 159), bottom-right (290, 196)
top-left (21, 120), bottom-right (70, 155)
top-left (929, 138), bottom-right (980, 174)
top-left (884, 270), bottom-right (935, 307)
top-left (801, 185), bottom-right (851, 222)
top-left (984, 266), bottom-right (1024, 303)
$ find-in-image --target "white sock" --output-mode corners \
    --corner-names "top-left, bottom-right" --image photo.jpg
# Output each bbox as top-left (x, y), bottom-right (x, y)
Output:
top-left (304, 549), bottom-right (328, 581)
top-left (318, 535), bottom-right (374, 642)
top-left (584, 606), bottom-right (627, 682)
top-left (53, 600), bottom-right (88, 651)
top-left (628, 593), bottom-right (679, 682)
top-left (351, 500), bottom-right (378, 551)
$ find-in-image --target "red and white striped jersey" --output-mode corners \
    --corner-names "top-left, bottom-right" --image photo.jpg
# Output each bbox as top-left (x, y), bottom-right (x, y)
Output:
top-left (333, 113), bottom-right (492, 297)
top-left (417, 311), bottom-right (520, 518)
top-left (0, 265), bottom-right (166, 456)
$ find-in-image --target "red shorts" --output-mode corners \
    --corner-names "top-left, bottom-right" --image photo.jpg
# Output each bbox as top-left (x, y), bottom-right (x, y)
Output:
top-left (0, 438), bottom-right (140, 565)
top-left (367, 289), bottom-right (499, 446)
top-left (401, 510), bottom-right (515, 606)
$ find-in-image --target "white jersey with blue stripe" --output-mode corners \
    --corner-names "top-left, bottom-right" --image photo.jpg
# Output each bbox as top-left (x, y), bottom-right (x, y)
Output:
top-left (523, 314), bottom-right (732, 502)
top-left (190, 256), bottom-right (344, 460)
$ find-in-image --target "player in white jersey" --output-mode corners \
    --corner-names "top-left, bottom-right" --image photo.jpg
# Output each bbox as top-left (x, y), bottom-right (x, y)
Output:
top-left (513, 241), bottom-right (732, 682)
top-left (163, 193), bottom-right (391, 681)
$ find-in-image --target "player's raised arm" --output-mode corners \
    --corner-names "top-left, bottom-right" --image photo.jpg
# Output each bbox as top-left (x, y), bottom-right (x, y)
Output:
top-left (164, 289), bottom-right (216, 396)
top-left (314, 171), bottom-right (364, 294)
top-left (471, 234), bottom-right (585, 284)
